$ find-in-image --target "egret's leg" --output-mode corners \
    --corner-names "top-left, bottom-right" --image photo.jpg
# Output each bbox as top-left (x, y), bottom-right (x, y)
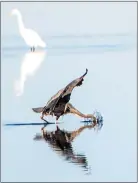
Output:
top-left (31, 47), bottom-right (32, 52)
top-left (33, 47), bottom-right (35, 52)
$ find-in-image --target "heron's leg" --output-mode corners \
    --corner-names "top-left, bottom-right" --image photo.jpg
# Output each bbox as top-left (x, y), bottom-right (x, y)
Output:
top-left (41, 125), bottom-right (47, 137)
top-left (41, 125), bottom-right (45, 131)
top-left (31, 47), bottom-right (32, 52)
top-left (40, 113), bottom-right (49, 123)
top-left (55, 119), bottom-right (57, 125)
top-left (33, 47), bottom-right (35, 52)
top-left (64, 104), bottom-right (68, 113)
top-left (55, 116), bottom-right (59, 125)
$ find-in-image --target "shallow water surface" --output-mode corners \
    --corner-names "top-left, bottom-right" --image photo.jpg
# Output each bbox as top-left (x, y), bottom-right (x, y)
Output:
top-left (1, 2), bottom-right (137, 182)
top-left (2, 34), bottom-right (137, 182)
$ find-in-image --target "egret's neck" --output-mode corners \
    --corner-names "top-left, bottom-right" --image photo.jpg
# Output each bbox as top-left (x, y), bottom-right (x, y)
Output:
top-left (16, 14), bottom-right (25, 34)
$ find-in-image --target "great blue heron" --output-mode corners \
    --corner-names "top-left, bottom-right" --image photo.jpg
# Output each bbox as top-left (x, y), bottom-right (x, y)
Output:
top-left (32, 69), bottom-right (97, 124)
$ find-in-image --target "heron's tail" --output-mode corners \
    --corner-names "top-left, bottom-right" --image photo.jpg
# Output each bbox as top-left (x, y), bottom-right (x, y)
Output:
top-left (32, 107), bottom-right (44, 113)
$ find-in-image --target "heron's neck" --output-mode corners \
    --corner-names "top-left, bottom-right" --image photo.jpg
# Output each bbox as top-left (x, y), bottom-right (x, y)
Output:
top-left (86, 114), bottom-right (93, 118)
top-left (16, 14), bottom-right (25, 34)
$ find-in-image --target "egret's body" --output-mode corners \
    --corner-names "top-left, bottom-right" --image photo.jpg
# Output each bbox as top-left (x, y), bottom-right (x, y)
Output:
top-left (11, 9), bottom-right (46, 51)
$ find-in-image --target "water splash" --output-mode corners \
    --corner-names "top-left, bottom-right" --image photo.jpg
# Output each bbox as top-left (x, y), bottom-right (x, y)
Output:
top-left (93, 111), bottom-right (103, 131)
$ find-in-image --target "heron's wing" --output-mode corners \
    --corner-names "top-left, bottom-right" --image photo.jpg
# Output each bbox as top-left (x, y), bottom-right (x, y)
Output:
top-left (48, 69), bottom-right (88, 112)
top-left (46, 88), bottom-right (64, 107)
top-left (62, 68), bottom-right (88, 98)
top-left (43, 88), bottom-right (64, 111)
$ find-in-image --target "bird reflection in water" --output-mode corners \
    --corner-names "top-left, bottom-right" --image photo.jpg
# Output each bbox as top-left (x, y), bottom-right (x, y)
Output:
top-left (14, 50), bottom-right (46, 96)
top-left (33, 119), bottom-right (103, 173)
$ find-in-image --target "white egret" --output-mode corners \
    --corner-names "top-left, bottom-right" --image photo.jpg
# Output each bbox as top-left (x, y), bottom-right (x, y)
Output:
top-left (11, 9), bottom-right (46, 51)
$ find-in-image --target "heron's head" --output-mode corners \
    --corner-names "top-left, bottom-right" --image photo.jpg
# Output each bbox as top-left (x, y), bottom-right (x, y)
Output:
top-left (87, 112), bottom-right (103, 130)
top-left (11, 8), bottom-right (21, 16)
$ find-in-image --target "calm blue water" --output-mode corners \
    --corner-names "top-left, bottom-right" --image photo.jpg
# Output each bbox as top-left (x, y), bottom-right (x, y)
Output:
top-left (1, 2), bottom-right (137, 182)
top-left (2, 33), bottom-right (137, 182)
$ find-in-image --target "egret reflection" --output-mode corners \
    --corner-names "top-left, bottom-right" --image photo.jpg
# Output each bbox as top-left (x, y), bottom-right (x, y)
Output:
top-left (34, 123), bottom-right (102, 173)
top-left (14, 51), bottom-right (46, 96)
